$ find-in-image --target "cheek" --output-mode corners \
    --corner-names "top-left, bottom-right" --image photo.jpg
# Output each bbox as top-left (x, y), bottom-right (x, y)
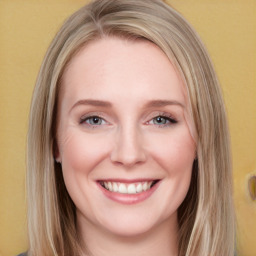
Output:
top-left (146, 128), bottom-right (196, 173)
top-left (146, 129), bottom-right (195, 215)
top-left (57, 130), bottom-right (113, 212)
top-left (58, 130), bottom-right (111, 175)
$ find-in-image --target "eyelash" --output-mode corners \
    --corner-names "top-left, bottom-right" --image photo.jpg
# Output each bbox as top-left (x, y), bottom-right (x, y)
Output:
top-left (79, 113), bottom-right (178, 128)
top-left (148, 113), bottom-right (177, 128)
top-left (80, 115), bottom-right (107, 127)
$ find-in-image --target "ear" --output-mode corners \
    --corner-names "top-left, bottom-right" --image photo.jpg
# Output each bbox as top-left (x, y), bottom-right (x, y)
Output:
top-left (53, 140), bottom-right (61, 163)
top-left (55, 151), bottom-right (61, 163)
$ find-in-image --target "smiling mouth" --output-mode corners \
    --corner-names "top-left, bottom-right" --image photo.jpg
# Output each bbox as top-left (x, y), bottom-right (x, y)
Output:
top-left (98, 180), bottom-right (159, 195)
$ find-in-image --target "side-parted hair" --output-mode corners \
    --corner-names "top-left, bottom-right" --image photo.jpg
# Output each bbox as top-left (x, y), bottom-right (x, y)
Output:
top-left (27, 0), bottom-right (235, 255)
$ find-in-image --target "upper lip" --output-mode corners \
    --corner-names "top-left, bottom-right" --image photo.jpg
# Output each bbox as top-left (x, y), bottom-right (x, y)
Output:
top-left (97, 178), bottom-right (160, 183)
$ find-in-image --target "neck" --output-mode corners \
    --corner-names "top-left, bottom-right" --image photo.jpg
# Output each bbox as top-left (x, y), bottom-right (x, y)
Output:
top-left (78, 212), bottom-right (179, 256)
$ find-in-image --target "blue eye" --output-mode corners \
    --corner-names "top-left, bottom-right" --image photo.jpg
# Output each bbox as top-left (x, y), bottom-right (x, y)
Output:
top-left (80, 116), bottom-right (105, 126)
top-left (151, 115), bottom-right (177, 126)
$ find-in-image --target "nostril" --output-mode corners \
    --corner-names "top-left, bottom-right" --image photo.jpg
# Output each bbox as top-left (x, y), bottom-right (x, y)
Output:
top-left (110, 146), bottom-right (147, 167)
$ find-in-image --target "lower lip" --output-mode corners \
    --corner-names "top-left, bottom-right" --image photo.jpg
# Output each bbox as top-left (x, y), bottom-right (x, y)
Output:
top-left (97, 181), bottom-right (160, 205)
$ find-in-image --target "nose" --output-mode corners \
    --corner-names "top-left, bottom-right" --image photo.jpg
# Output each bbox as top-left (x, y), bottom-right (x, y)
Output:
top-left (110, 125), bottom-right (147, 167)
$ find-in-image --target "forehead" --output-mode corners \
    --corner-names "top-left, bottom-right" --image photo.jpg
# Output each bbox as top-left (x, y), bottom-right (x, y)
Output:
top-left (60, 37), bottom-right (187, 106)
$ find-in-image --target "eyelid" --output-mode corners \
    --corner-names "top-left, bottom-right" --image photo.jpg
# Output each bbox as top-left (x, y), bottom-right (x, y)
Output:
top-left (148, 111), bottom-right (177, 120)
top-left (146, 112), bottom-right (178, 126)
top-left (79, 113), bottom-right (109, 126)
top-left (81, 116), bottom-right (106, 124)
top-left (78, 111), bottom-right (178, 127)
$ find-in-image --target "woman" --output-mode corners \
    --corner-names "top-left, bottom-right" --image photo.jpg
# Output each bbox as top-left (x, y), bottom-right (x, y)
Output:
top-left (24, 0), bottom-right (235, 255)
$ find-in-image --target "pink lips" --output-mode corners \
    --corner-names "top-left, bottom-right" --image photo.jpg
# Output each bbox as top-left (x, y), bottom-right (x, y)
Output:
top-left (97, 180), bottom-right (160, 205)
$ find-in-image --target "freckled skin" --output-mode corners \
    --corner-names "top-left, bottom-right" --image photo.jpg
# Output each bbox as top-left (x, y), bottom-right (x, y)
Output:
top-left (56, 37), bottom-right (196, 255)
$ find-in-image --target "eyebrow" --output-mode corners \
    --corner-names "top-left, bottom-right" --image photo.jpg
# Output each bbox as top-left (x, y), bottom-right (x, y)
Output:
top-left (144, 100), bottom-right (185, 108)
top-left (70, 99), bottom-right (184, 112)
top-left (70, 99), bottom-right (112, 112)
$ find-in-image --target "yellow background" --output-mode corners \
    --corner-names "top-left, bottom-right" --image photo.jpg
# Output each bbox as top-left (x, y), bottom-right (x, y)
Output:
top-left (0, 0), bottom-right (255, 255)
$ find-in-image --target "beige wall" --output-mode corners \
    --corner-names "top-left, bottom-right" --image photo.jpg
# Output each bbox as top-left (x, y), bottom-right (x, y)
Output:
top-left (0, 0), bottom-right (255, 255)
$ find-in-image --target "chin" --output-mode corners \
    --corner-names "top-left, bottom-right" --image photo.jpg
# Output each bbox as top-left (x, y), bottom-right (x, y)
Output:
top-left (96, 209), bottom-right (173, 238)
top-left (103, 221), bottom-right (155, 238)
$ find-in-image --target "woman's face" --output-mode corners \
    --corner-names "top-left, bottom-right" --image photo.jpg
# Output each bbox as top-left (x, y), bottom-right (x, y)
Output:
top-left (56, 37), bottom-right (196, 237)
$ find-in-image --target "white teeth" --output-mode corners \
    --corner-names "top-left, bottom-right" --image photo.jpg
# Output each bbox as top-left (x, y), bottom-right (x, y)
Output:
top-left (107, 182), bottom-right (112, 191)
top-left (113, 182), bottom-right (118, 192)
top-left (102, 181), bottom-right (156, 194)
top-left (118, 184), bottom-right (127, 194)
top-left (136, 183), bottom-right (143, 193)
top-left (127, 184), bottom-right (136, 194)
top-left (142, 182), bottom-right (148, 191)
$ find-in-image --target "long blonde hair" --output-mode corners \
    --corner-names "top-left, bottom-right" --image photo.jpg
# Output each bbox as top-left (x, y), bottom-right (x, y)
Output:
top-left (27, 0), bottom-right (235, 255)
